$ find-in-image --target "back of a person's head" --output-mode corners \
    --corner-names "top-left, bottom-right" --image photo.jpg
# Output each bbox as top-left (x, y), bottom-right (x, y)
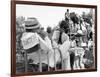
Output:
top-left (67, 9), bottom-right (69, 12)
top-left (47, 27), bottom-right (52, 33)
top-left (59, 20), bottom-right (69, 34)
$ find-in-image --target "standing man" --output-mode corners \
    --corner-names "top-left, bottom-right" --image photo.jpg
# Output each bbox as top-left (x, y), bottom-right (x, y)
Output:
top-left (65, 9), bottom-right (70, 22)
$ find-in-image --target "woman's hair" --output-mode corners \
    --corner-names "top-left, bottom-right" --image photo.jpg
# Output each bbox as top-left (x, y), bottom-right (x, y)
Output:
top-left (59, 20), bottom-right (69, 34)
top-left (26, 29), bottom-right (33, 32)
top-left (26, 27), bottom-right (40, 32)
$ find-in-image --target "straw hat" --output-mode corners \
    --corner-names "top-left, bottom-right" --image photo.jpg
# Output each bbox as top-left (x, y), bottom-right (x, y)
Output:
top-left (25, 17), bottom-right (41, 29)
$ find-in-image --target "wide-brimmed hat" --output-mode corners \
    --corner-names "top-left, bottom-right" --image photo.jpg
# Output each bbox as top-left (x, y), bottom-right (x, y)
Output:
top-left (25, 17), bottom-right (41, 29)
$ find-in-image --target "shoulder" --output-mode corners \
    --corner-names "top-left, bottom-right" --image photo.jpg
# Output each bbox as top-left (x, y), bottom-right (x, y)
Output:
top-left (21, 32), bottom-right (34, 40)
top-left (62, 32), bottom-right (69, 39)
top-left (61, 32), bottom-right (69, 43)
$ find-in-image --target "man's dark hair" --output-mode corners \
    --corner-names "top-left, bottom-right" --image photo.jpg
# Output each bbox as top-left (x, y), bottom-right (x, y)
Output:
top-left (47, 26), bottom-right (52, 33)
top-left (67, 9), bottom-right (69, 12)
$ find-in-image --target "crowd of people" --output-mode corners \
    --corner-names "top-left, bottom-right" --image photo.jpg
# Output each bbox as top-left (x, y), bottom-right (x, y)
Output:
top-left (16, 9), bottom-right (94, 72)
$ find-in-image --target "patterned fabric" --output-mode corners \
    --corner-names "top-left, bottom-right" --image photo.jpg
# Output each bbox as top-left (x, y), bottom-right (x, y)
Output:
top-left (21, 32), bottom-right (55, 67)
top-left (21, 32), bottom-right (39, 49)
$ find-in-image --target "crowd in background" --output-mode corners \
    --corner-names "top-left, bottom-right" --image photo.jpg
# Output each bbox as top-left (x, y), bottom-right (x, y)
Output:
top-left (16, 9), bottom-right (94, 72)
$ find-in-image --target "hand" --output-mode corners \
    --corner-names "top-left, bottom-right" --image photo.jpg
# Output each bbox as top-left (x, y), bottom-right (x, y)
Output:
top-left (38, 30), bottom-right (47, 39)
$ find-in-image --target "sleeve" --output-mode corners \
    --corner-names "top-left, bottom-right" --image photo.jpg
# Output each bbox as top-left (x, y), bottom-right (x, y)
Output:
top-left (44, 36), bottom-right (53, 50)
top-left (52, 30), bottom-right (60, 48)
top-left (36, 33), bottom-right (53, 53)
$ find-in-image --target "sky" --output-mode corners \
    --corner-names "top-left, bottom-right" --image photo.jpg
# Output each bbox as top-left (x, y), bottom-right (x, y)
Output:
top-left (16, 4), bottom-right (94, 31)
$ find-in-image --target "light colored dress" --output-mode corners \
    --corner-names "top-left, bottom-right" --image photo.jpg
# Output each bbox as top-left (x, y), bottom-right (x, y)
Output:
top-left (52, 30), bottom-right (71, 70)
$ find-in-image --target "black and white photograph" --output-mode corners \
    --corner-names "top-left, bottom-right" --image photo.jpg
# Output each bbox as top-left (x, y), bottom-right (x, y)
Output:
top-left (15, 3), bottom-right (96, 74)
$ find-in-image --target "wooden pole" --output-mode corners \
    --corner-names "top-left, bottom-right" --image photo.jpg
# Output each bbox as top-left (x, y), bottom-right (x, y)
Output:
top-left (47, 52), bottom-right (50, 71)
top-left (38, 48), bottom-right (42, 72)
top-left (54, 48), bottom-right (57, 71)
top-left (25, 50), bottom-right (28, 72)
